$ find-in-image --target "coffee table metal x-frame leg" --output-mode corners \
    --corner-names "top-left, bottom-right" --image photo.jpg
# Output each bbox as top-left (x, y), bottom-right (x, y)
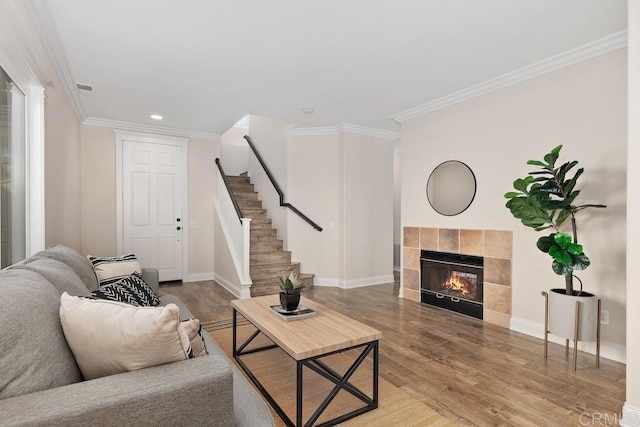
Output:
top-left (232, 309), bottom-right (379, 427)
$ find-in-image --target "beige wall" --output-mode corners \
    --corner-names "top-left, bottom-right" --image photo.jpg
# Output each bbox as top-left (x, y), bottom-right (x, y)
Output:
top-left (393, 148), bottom-right (401, 269)
top-left (287, 131), bottom-right (394, 287)
top-left (626, 0), bottom-right (640, 418)
top-left (220, 125), bottom-right (249, 175)
top-left (80, 125), bottom-right (116, 256)
top-left (187, 138), bottom-right (216, 278)
top-left (401, 50), bottom-right (627, 359)
top-left (44, 76), bottom-right (82, 251)
top-left (0, 2), bottom-right (82, 252)
top-left (343, 133), bottom-right (394, 283)
top-left (247, 115), bottom-right (295, 244)
top-left (288, 134), bottom-right (342, 281)
top-left (79, 125), bottom-right (217, 279)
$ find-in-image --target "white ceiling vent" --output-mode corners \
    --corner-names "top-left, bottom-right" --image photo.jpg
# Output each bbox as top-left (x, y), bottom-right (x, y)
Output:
top-left (76, 83), bottom-right (93, 92)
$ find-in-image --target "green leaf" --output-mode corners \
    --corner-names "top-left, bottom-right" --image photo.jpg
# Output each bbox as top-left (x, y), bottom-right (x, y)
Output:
top-left (513, 178), bottom-right (528, 193)
top-left (557, 161), bottom-right (578, 184)
top-left (504, 192), bottom-right (521, 199)
top-left (536, 235), bottom-right (555, 253)
top-left (574, 204), bottom-right (607, 211)
top-left (563, 168), bottom-right (583, 195)
top-left (549, 246), bottom-right (572, 264)
top-left (565, 242), bottom-right (583, 255)
top-left (544, 152), bottom-right (559, 168)
top-left (554, 233), bottom-right (573, 248)
top-left (572, 253), bottom-right (591, 270)
top-left (555, 209), bottom-right (571, 227)
top-left (552, 260), bottom-right (572, 276)
top-left (527, 160), bottom-right (547, 167)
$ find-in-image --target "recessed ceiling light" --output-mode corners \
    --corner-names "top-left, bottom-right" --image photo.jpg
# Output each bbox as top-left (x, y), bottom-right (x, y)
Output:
top-left (302, 107), bottom-right (314, 114)
top-left (150, 114), bottom-right (163, 120)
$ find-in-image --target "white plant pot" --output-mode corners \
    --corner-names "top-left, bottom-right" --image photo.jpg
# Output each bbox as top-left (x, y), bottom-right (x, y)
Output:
top-left (548, 288), bottom-right (598, 341)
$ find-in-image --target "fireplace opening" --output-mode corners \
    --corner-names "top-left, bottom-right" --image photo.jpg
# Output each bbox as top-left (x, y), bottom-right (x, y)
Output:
top-left (420, 250), bottom-right (483, 319)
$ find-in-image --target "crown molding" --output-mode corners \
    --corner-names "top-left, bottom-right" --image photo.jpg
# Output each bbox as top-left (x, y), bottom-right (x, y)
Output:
top-left (84, 117), bottom-right (221, 141)
top-left (391, 30), bottom-right (628, 123)
top-left (289, 123), bottom-right (400, 140)
top-left (288, 126), bottom-right (340, 136)
top-left (337, 123), bottom-right (401, 140)
top-left (25, 0), bottom-right (87, 122)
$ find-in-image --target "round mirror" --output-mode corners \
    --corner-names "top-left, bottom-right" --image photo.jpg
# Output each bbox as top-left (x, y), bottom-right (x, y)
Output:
top-left (426, 161), bottom-right (476, 216)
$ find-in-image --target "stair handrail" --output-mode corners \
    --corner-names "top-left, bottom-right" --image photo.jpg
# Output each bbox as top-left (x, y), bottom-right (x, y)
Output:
top-left (215, 157), bottom-right (243, 223)
top-left (243, 135), bottom-right (323, 232)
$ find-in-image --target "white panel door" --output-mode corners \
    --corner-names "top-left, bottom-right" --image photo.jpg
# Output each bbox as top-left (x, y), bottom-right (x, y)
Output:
top-left (123, 141), bottom-right (183, 281)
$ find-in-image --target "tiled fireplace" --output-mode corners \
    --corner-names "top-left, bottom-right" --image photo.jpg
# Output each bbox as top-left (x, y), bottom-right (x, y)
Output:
top-left (402, 227), bottom-right (512, 328)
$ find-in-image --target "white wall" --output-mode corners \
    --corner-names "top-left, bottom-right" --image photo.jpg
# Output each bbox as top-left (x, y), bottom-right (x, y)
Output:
top-left (401, 50), bottom-right (627, 358)
top-left (247, 115), bottom-right (295, 244)
top-left (625, 1), bottom-right (640, 420)
top-left (220, 125), bottom-right (249, 175)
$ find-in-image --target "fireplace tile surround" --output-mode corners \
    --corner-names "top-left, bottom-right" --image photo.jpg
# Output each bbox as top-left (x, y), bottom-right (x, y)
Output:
top-left (403, 227), bottom-right (513, 328)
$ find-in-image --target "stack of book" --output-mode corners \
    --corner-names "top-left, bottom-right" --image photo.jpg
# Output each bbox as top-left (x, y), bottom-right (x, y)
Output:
top-left (269, 304), bottom-right (316, 321)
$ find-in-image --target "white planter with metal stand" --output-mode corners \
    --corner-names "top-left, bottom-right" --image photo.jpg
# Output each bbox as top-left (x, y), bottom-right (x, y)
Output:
top-left (542, 288), bottom-right (601, 370)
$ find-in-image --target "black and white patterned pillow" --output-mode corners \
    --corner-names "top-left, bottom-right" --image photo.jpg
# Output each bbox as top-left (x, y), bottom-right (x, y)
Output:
top-left (87, 253), bottom-right (142, 286)
top-left (89, 274), bottom-right (160, 307)
top-left (182, 319), bottom-right (208, 359)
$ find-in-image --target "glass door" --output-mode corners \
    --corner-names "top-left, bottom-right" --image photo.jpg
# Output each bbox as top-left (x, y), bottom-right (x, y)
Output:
top-left (0, 67), bottom-right (26, 268)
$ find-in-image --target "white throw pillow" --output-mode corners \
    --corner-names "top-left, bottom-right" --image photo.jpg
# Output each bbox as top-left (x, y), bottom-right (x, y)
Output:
top-left (87, 253), bottom-right (142, 286)
top-left (59, 292), bottom-right (191, 380)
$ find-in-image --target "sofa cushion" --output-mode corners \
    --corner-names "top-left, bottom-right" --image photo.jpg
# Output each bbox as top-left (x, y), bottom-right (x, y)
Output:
top-left (36, 245), bottom-right (100, 291)
top-left (60, 293), bottom-right (191, 380)
top-left (88, 253), bottom-right (142, 286)
top-left (0, 270), bottom-right (83, 399)
top-left (16, 258), bottom-right (90, 297)
top-left (89, 274), bottom-right (159, 306)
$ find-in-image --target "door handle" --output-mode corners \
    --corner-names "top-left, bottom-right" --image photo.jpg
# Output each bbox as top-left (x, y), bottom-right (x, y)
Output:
top-left (176, 218), bottom-right (181, 222)
top-left (177, 226), bottom-right (181, 231)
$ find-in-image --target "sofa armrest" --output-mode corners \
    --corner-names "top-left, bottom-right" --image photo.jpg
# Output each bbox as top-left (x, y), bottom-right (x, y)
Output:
top-left (0, 356), bottom-right (234, 427)
top-left (141, 268), bottom-right (160, 294)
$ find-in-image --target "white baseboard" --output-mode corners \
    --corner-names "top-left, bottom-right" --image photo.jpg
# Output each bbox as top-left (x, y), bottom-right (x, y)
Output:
top-left (622, 403), bottom-right (640, 426)
top-left (314, 277), bottom-right (341, 287)
top-left (184, 272), bottom-right (214, 283)
top-left (510, 316), bottom-right (626, 364)
top-left (213, 272), bottom-right (251, 299)
top-left (314, 275), bottom-right (395, 289)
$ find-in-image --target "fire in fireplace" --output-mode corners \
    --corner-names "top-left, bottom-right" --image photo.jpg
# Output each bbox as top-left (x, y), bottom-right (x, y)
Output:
top-left (420, 250), bottom-right (483, 319)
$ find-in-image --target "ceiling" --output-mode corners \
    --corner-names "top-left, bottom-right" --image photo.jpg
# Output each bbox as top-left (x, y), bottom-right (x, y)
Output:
top-left (41, 0), bottom-right (627, 136)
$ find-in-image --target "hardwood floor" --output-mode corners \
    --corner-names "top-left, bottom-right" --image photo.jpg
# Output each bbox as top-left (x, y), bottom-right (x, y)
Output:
top-left (159, 280), bottom-right (626, 426)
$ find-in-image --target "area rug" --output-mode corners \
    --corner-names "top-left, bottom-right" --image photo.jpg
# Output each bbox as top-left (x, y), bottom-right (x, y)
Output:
top-left (206, 324), bottom-right (453, 427)
top-left (201, 317), bottom-right (250, 332)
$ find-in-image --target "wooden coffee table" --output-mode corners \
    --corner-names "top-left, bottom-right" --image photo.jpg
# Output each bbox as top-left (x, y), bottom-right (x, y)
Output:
top-left (231, 295), bottom-right (382, 427)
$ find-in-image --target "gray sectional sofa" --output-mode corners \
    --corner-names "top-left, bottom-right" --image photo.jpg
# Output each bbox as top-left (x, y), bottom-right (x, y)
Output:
top-left (0, 245), bottom-right (274, 426)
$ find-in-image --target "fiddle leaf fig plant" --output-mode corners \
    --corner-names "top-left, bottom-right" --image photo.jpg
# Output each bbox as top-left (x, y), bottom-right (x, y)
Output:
top-left (504, 145), bottom-right (606, 295)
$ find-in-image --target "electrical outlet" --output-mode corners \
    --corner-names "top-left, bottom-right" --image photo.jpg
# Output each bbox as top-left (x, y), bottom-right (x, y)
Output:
top-left (600, 309), bottom-right (609, 325)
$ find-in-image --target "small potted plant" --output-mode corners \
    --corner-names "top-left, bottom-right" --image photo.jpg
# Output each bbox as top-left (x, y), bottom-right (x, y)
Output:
top-left (278, 272), bottom-right (306, 311)
top-left (504, 145), bottom-right (606, 342)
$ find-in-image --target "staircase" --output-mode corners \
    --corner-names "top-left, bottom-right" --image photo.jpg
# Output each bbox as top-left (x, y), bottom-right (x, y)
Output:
top-left (226, 174), bottom-right (314, 297)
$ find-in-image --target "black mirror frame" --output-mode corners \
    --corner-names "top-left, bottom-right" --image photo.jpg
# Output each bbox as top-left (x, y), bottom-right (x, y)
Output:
top-left (426, 160), bottom-right (477, 216)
